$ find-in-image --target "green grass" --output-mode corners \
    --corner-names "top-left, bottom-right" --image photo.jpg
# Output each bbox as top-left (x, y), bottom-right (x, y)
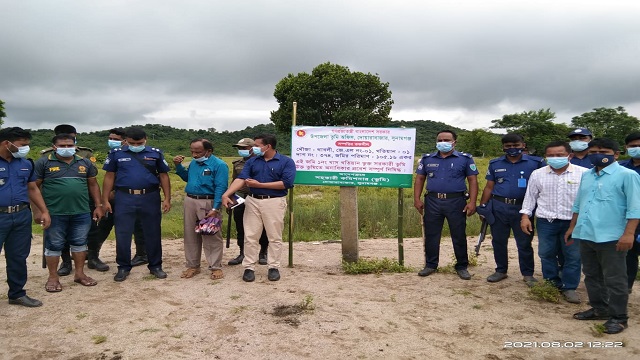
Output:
top-left (528, 280), bottom-right (562, 303)
top-left (92, 335), bottom-right (107, 344)
top-left (342, 257), bottom-right (415, 274)
top-left (32, 157), bottom-right (491, 241)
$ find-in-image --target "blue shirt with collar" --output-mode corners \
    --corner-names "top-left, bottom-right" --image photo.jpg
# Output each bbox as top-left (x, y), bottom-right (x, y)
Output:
top-left (237, 152), bottom-right (296, 197)
top-left (0, 156), bottom-right (36, 207)
top-left (416, 150), bottom-right (478, 193)
top-left (103, 145), bottom-right (170, 189)
top-left (570, 155), bottom-right (594, 169)
top-left (619, 158), bottom-right (640, 175)
top-left (486, 154), bottom-right (546, 199)
top-left (176, 156), bottom-right (229, 209)
top-left (572, 161), bottom-right (640, 243)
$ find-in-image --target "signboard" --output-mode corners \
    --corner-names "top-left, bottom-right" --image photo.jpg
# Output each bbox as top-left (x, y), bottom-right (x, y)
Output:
top-left (291, 126), bottom-right (416, 188)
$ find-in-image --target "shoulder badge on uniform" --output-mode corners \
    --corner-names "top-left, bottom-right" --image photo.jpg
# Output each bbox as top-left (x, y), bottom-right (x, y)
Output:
top-left (89, 157), bottom-right (96, 162)
top-left (470, 164), bottom-right (477, 171)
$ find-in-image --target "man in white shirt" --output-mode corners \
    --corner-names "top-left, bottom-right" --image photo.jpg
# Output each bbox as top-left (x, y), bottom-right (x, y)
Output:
top-left (520, 141), bottom-right (588, 303)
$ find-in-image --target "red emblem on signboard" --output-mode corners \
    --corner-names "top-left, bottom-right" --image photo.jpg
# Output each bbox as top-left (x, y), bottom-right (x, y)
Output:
top-left (296, 130), bottom-right (306, 137)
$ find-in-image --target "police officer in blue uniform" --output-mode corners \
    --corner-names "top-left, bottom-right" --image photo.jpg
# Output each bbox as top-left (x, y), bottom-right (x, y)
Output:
top-left (568, 128), bottom-right (594, 169)
top-left (0, 127), bottom-right (50, 307)
top-left (620, 132), bottom-right (640, 293)
top-left (414, 130), bottom-right (479, 280)
top-left (102, 128), bottom-right (172, 282)
top-left (480, 133), bottom-right (545, 286)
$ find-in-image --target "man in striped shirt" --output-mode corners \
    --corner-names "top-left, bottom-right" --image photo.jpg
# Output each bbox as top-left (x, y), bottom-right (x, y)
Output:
top-left (520, 141), bottom-right (588, 303)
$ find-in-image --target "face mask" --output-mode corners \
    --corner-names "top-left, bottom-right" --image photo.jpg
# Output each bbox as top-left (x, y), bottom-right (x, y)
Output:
top-left (108, 140), bottom-right (122, 149)
top-left (194, 156), bottom-right (209, 163)
top-left (588, 153), bottom-right (615, 167)
top-left (252, 146), bottom-right (264, 157)
top-left (238, 149), bottom-right (250, 157)
top-left (546, 156), bottom-right (569, 169)
top-left (55, 147), bottom-right (76, 157)
top-left (128, 144), bottom-right (146, 153)
top-left (8, 142), bottom-right (30, 158)
top-left (627, 147), bottom-right (640, 159)
top-left (504, 148), bottom-right (523, 157)
top-left (569, 140), bottom-right (589, 152)
top-left (435, 142), bottom-right (453, 153)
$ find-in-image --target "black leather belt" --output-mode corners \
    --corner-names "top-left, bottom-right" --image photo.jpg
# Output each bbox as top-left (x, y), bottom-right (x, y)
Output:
top-left (187, 194), bottom-right (214, 199)
top-left (249, 194), bottom-right (284, 199)
top-left (492, 195), bottom-right (523, 205)
top-left (116, 186), bottom-right (159, 195)
top-left (0, 204), bottom-right (30, 214)
top-left (426, 192), bottom-right (465, 199)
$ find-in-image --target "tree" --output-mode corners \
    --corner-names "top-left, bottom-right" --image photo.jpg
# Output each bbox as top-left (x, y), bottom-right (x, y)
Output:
top-left (0, 99), bottom-right (6, 127)
top-left (490, 108), bottom-right (571, 155)
top-left (457, 128), bottom-right (502, 157)
top-left (270, 62), bottom-right (394, 132)
top-left (571, 106), bottom-right (640, 146)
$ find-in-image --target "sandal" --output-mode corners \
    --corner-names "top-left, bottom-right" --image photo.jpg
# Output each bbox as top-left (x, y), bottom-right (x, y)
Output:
top-left (210, 269), bottom-right (224, 280)
top-left (45, 280), bottom-right (62, 292)
top-left (180, 267), bottom-right (201, 278)
top-left (74, 277), bottom-right (98, 286)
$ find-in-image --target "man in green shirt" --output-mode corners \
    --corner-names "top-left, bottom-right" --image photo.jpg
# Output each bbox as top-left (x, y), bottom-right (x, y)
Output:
top-left (35, 134), bottom-right (103, 292)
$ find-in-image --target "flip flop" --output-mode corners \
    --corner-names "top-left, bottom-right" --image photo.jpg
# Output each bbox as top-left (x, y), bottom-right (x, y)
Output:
top-left (45, 280), bottom-right (62, 292)
top-left (74, 277), bottom-right (98, 286)
top-left (210, 269), bottom-right (224, 280)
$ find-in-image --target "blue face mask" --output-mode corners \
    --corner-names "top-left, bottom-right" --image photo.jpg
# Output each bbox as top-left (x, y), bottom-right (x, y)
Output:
top-left (504, 148), bottom-right (524, 157)
top-left (628, 147), bottom-right (640, 159)
top-left (435, 141), bottom-right (453, 153)
top-left (238, 149), bottom-right (250, 157)
top-left (546, 156), bottom-right (569, 169)
top-left (108, 140), bottom-right (122, 149)
top-left (569, 140), bottom-right (589, 152)
top-left (252, 146), bottom-right (264, 157)
top-left (55, 147), bottom-right (76, 158)
top-left (194, 156), bottom-right (209, 163)
top-left (588, 153), bottom-right (615, 167)
top-left (128, 144), bottom-right (146, 153)
top-left (8, 142), bottom-right (30, 158)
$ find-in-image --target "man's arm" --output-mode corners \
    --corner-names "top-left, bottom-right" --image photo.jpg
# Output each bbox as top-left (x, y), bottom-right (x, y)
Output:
top-left (222, 178), bottom-right (247, 208)
top-left (87, 177), bottom-right (104, 220)
top-left (519, 172), bottom-right (540, 234)
top-left (159, 172), bottom-right (171, 213)
top-left (27, 182), bottom-right (50, 229)
top-left (464, 175), bottom-right (478, 215)
top-left (617, 219), bottom-right (640, 251)
top-left (413, 174), bottom-right (426, 215)
top-left (102, 172), bottom-right (115, 213)
top-left (479, 180), bottom-right (495, 205)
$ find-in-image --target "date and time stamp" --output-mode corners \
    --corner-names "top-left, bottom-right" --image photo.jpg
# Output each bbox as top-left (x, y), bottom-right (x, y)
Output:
top-left (504, 341), bottom-right (623, 349)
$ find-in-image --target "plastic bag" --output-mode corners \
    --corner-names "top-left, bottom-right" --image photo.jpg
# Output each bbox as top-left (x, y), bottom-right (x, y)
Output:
top-left (195, 216), bottom-right (221, 235)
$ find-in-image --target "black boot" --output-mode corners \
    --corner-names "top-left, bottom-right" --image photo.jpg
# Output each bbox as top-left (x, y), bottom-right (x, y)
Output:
top-left (228, 251), bottom-right (244, 266)
top-left (259, 250), bottom-right (268, 265)
top-left (87, 250), bottom-right (110, 272)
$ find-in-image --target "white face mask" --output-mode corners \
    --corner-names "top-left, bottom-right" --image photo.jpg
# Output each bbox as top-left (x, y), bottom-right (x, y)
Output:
top-left (7, 142), bottom-right (30, 158)
top-left (569, 140), bottom-right (589, 152)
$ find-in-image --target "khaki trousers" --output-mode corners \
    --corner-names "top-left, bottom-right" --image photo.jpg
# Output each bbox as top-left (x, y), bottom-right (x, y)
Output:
top-left (242, 196), bottom-right (286, 270)
top-left (183, 196), bottom-right (223, 270)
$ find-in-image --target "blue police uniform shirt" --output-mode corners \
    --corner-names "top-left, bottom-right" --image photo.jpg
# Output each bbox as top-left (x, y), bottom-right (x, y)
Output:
top-left (176, 156), bottom-right (229, 209)
top-left (570, 155), bottom-right (594, 169)
top-left (0, 157), bottom-right (36, 207)
top-left (416, 150), bottom-right (478, 193)
top-left (103, 145), bottom-right (170, 189)
top-left (237, 152), bottom-right (296, 197)
top-left (619, 159), bottom-right (640, 175)
top-left (486, 154), bottom-right (546, 199)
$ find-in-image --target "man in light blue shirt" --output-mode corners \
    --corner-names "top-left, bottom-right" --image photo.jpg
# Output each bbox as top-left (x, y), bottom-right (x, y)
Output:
top-left (566, 138), bottom-right (640, 334)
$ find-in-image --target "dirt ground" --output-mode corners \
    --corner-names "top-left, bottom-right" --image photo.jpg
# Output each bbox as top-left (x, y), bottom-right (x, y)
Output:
top-left (1, 235), bottom-right (639, 360)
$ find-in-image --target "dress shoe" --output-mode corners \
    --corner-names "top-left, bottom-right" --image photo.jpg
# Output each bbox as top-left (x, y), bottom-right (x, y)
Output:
top-left (57, 262), bottom-right (72, 276)
top-left (131, 255), bottom-right (148, 267)
top-left (562, 290), bottom-right (581, 304)
top-left (228, 254), bottom-right (244, 266)
top-left (243, 269), bottom-right (255, 282)
top-left (259, 252), bottom-right (268, 265)
top-left (268, 268), bottom-right (280, 281)
top-left (487, 272), bottom-right (508, 283)
top-left (88, 257), bottom-right (110, 272)
top-left (150, 268), bottom-right (167, 279)
top-left (603, 319), bottom-right (628, 334)
top-left (456, 269), bottom-right (471, 280)
top-left (8, 295), bottom-right (43, 307)
top-left (114, 269), bottom-right (130, 282)
top-left (523, 275), bottom-right (538, 287)
top-left (418, 267), bottom-right (437, 277)
top-left (573, 308), bottom-right (609, 320)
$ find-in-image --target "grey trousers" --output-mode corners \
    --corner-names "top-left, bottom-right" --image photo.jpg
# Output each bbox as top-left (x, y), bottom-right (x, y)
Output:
top-left (183, 196), bottom-right (224, 270)
top-left (579, 239), bottom-right (629, 321)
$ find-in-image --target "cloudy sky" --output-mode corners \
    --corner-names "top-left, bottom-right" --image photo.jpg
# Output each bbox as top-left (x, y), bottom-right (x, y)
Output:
top-left (2, 0), bottom-right (639, 133)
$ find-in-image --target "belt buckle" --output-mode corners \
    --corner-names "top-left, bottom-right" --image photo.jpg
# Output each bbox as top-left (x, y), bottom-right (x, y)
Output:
top-left (506, 198), bottom-right (515, 205)
top-left (131, 189), bottom-right (143, 195)
top-left (8, 205), bottom-right (17, 213)
top-left (437, 193), bottom-right (446, 199)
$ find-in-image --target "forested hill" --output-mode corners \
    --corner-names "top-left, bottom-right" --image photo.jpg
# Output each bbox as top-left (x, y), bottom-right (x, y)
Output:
top-left (27, 120), bottom-right (467, 159)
